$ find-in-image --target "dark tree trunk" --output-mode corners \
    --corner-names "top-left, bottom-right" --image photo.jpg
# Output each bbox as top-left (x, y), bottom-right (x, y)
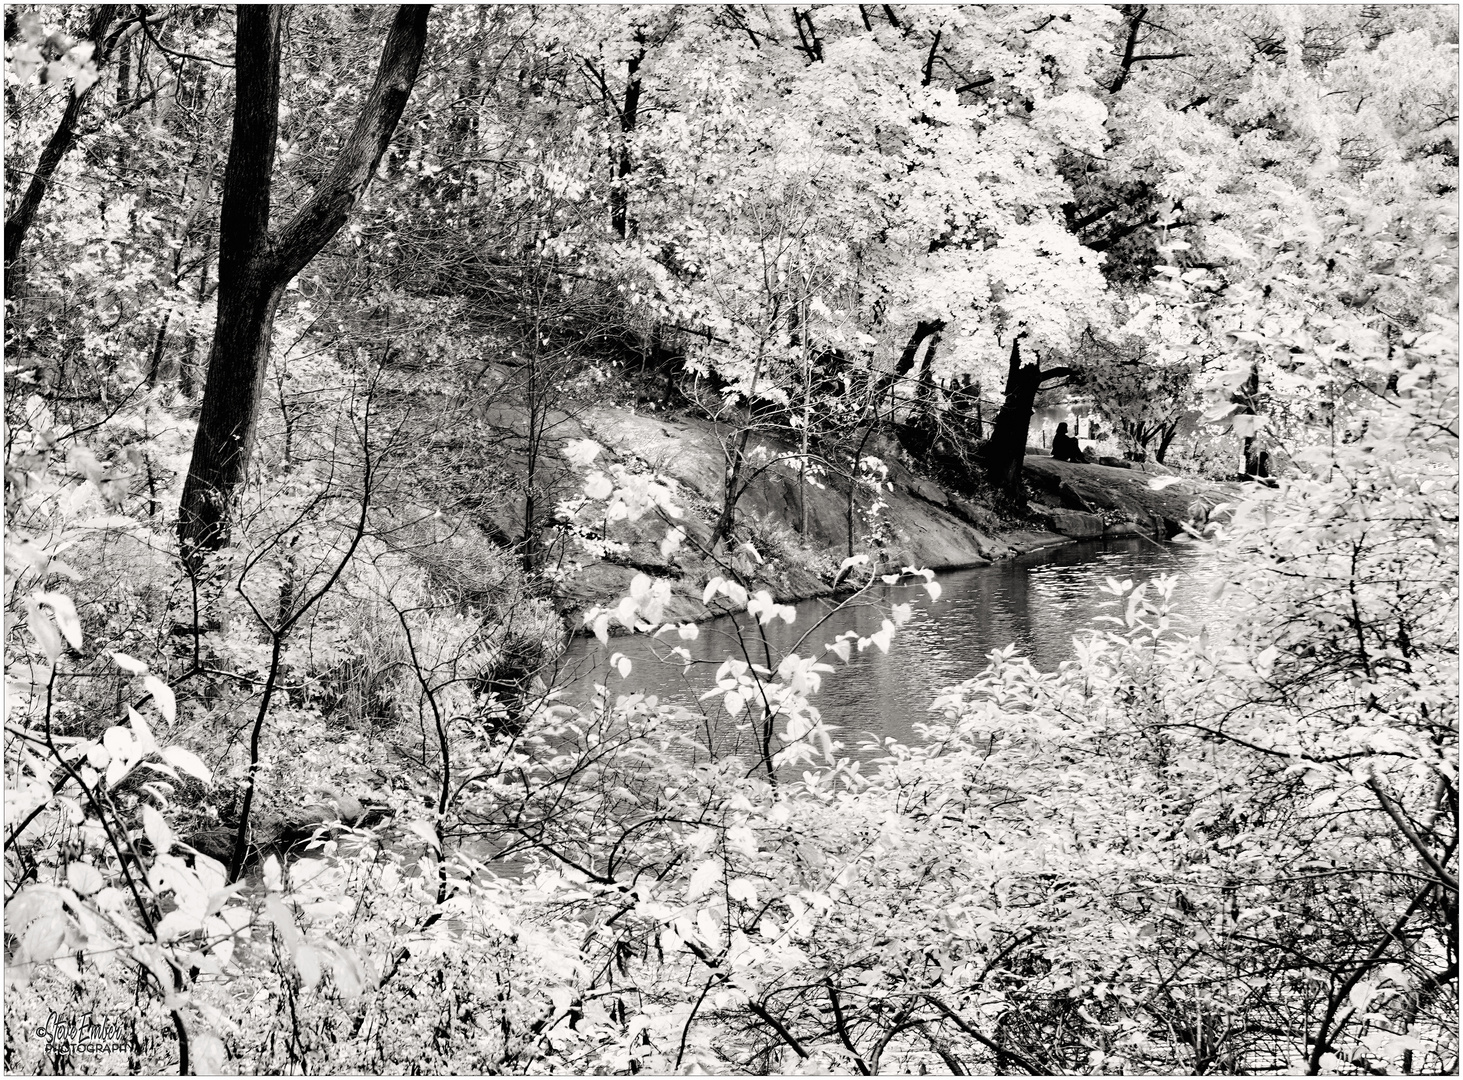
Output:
top-left (982, 337), bottom-right (1076, 504)
top-left (899, 328), bottom-right (944, 457)
top-left (3, 5), bottom-right (119, 296)
top-left (792, 9), bottom-right (824, 62)
top-left (881, 318), bottom-right (943, 406)
top-left (708, 345), bottom-right (772, 554)
top-left (914, 328), bottom-right (941, 403)
top-left (893, 319), bottom-right (943, 383)
top-left (1233, 363), bottom-right (1261, 474)
top-left (450, 28), bottom-right (480, 145)
top-left (519, 329), bottom-right (547, 572)
top-left (709, 426), bottom-right (752, 552)
top-left (610, 35), bottom-right (645, 239)
top-left (1155, 419), bottom-right (1179, 464)
top-left (147, 313), bottom-right (171, 386)
top-left (177, 5), bottom-right (286, 559)
top-left (177, 5), bottom-right (430, 564)
top-left (983, 338), bottom-right (1041, 500)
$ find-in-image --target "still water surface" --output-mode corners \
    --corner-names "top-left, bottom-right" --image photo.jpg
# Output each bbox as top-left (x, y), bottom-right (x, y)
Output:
top-left (554, 536), bottom-right (1223, 753)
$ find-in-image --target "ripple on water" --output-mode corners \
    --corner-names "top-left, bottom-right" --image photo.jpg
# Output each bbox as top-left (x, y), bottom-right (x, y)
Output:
top-left (554, 536), bottom-right (1223, 758)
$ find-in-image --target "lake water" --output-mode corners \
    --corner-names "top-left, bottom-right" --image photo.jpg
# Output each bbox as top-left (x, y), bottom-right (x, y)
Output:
top-left (550, 536), bottom-right (1222, 757)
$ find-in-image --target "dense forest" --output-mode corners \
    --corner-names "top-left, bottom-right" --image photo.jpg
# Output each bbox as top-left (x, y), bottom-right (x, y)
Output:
top-left (3, 4), bottom-right (1458, 1075)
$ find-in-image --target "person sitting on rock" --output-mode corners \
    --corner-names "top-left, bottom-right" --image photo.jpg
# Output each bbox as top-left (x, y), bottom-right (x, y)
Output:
top-left (1051, 422), bottom-right (1090, 464)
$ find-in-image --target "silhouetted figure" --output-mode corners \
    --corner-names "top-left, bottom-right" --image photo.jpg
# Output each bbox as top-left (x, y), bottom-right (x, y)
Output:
top-left (1051, 422), bottom-right (1089, 464)
top-left (1243, 449), bottom-right (1277, 487)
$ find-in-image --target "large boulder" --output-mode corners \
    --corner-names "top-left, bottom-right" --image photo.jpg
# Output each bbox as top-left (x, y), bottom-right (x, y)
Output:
top-left (1031, 505), bottom-right (1106, 539)
top-left (1024, 456), bottom-right (1238, 539)
top-left (578, 406), bottom-right (727, 498)
top-left (578, 407), bottom-right (1006, 577)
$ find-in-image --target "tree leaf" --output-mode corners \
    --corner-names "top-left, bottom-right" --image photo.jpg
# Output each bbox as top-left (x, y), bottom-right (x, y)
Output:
top-left (584, 472), bottom-right (614, 500)
top-left (110, 651), bottom-right (147, 674)
top-left (203, 881), bottom-right (249, 918)
top-left (156, 908), bottom-right (203, 941)
top-left (727, 877), bottom-right (757, 906)
top-left (563, 438), bottom-right (603, 467)
top-left (294, 942), bottom-right (322, 990)
top-left (26, 601), bottom-right (63, 665)
top-left (322, 940), bottom-right (368, 998)
top-left (66, 862), bottom-right (104, 896)
top-left (143, 675), bottom-right (176, 726)
top-left (141, 805), bottom-right (173, 856)
top-left (686, 858), bottom-right (721, 901)
top-left (191, 1031), bottom-right (227, 1075)
top-left (127, 706), bottom-right (157, 756)
top-left (35, 592), bottom-right (82, 649)
top-left (408, 820), bottom-right (441, 852)
top-left (265, 895), bottom-right (300, 950)
top-left (161, 745), bottom-right (211, 784)
top-left (21, 913), bottom-right (67, 968)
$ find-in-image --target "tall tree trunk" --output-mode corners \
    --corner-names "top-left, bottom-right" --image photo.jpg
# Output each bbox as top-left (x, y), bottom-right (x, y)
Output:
top-left (797, 302), bottom-right (812, 535)
top-left (913, 327), bottom-right (942, 404)
top-left (177, 4), bottom-right (430, 564)
top-left (710, 417), bottom-right (760, 553)
top-left (177, 4), bottom-right (286, 560)
top-left (709, 344), bottom-right (768, 552)
top-left (891, 319), bottom-right (943, 387)
top-left (982, 336), bottom-right (1075, 504)
top-left (610, 34), bottom-right (645, 239)
top-left (983, 338), bottom-right (1039, 500)
top-left (146, 313), bottom-right (171, 386)
top-left (1232, 362), bottom-right (1261, 473)
top-left (3, 5), bottom-right (119, 297)
top-left (1155, 418), bottom-right (1179, 464)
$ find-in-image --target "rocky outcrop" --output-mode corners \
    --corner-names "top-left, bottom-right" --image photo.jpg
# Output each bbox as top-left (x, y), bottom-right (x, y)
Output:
top-left (1024, 455), bottom-right (1240, 540)
top-left (554, 408), bottom-right (1030, 626)
top-left (390, 370), bottom-right (1237, 637)
top-left (540, 409), bottom-right (1237, 629)
top-left (1029, 505), bottom-right (1106, 539)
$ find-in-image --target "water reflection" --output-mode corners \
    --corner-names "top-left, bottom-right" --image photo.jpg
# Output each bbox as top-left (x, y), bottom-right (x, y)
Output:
top-left (553, 536), bottom-right (1221, 753)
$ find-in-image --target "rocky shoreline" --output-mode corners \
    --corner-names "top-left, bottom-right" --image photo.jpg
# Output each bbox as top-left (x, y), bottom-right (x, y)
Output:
top-left (555, 407), bottom-right (1241, 631)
